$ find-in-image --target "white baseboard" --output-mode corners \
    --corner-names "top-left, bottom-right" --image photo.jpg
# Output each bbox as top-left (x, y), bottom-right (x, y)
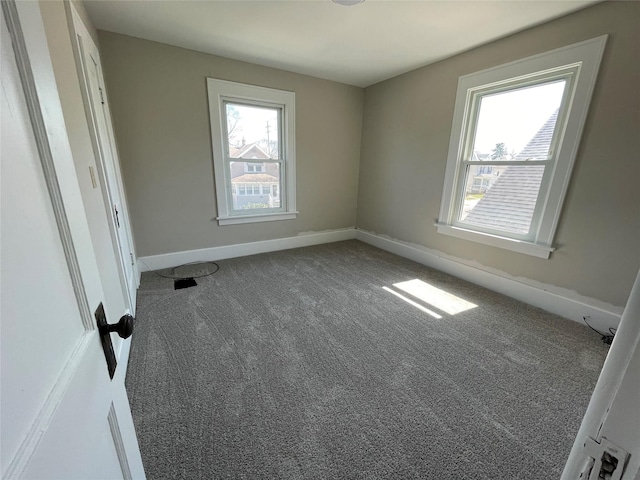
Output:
top-left (137, 228), bottom-right (357, 272)
top-left (136, 226), bottom-right (622, 331)
top-left (355, 229), bottom-right (623, 332)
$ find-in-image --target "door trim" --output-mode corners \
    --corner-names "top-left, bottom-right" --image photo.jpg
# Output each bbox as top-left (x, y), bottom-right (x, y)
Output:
top-left (65, 1), bottom-right (139, 313)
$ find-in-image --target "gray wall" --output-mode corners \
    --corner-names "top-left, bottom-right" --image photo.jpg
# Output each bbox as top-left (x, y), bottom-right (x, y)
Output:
top-left (98, 1), bottom-right (638, 308)
top-left (98, 31), bottom-right (363, 257)
top-left (357, 1), bottom-right (639, 308)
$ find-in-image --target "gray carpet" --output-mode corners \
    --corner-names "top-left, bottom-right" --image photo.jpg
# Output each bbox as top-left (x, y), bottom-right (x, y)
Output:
top-left (126, 240), bottom-right (608, 479)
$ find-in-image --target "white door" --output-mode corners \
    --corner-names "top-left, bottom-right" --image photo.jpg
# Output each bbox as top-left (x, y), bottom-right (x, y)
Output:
top-left (69, 8), bottom-right (138, 312)
top-left (0, 2), bottom-right (144, 478)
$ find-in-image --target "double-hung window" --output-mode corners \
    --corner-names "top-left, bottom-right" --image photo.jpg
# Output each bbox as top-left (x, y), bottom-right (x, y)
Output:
top-left (207, 79), bottom-right (296, 225)
top-left (437, 36), bottom-right (607, 258)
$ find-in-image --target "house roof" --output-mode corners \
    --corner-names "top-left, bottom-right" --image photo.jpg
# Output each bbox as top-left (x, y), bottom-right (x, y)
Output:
top-left (464, 165), bottom-right (545, 234)
top-left (463, 109), bottom-right (559, 235)
top-left (232, 174), bottom-right (278, 184)
top-left (513, 109), bottom-right (559, 161)
top-left (229, 143), bottom-right (270, 160)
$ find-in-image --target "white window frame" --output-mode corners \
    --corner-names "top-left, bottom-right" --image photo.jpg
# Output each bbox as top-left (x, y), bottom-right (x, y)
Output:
top-left (436, 36), bottom-right (607, 259)
top-left (207, 79), bottom-right (297, 225)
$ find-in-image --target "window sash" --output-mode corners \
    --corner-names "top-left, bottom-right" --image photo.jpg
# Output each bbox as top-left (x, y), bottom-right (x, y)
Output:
top-left (221, 99), bottom-right (286, 215)
top-left (228, 162), bottom-right (283, 214)
top-left (451, 74), bottom-right (574, 241)
top-left (222, 99), bottom-right (284, 161)
top-left (443, 66), bottom-right (581, 242)
top-left (453, 160), bottom-right (553, 241)
top-left (462, 73), bottom-right (575, 166)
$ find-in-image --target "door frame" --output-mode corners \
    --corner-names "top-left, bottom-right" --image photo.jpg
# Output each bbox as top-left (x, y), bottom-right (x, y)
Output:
top-left (64, 1), bottom-right (139, 313)
top-left (1, 1), bottom-right (144, 477)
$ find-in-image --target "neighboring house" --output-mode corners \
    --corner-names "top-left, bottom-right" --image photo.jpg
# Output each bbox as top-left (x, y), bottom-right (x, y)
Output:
top-left (464, 110), bottom-right (559, 234)
top-left (472, 151), bottom-right (491, 162)
top-left (228, 142), bottom-right (280, 209)
top-left (469, 172), bottom-right (499, 194)
top-left (465, 152), bottom-right (506, 194)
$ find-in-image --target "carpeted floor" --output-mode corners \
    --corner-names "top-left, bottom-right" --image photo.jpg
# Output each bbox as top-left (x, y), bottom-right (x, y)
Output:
top-left (126, 240), bottom-right (608, 479)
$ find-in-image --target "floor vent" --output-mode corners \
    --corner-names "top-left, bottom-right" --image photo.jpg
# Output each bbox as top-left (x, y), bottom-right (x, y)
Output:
top-left (174, 278), bottom-right (197, 290)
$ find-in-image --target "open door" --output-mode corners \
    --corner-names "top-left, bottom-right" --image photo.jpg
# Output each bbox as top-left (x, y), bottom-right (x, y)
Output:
top-left (67, 4), bottom-right (139, 314)
top-left (0, 2), bottom-right (145, 478)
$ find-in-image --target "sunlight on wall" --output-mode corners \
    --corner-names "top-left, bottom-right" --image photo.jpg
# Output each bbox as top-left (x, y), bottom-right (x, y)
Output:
top-left (395, 279), bottom-right (477, 314)
top-left (382, 287), bottom-right (443, 319)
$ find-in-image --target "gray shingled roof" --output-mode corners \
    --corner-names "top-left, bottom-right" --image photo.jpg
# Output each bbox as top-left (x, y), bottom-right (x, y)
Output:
top-left (463, 109), bottom-right (559, 235)
top-left (229, 143), bottom-right (270, 159)
top-left (514, 109), bottom-right (559, 161)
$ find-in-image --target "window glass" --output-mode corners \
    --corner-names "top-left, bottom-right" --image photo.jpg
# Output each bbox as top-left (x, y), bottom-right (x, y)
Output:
top-left (471, 81), bottom-right (566, 161)
top-left (461, 164), bottom-right (546, 234)
top-left (230, 163), bottom-right (280, 210)
top-left (226, 103), bottom-right (280, 160)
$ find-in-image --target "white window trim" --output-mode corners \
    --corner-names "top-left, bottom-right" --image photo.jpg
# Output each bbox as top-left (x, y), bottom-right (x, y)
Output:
top-left (207, 79), bottom-right (296, 225)
top-left (437, 35), bottom-right (607, 258)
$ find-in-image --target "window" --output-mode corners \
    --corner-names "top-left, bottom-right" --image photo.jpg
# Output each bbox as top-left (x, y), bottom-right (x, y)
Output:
top-left (245, 163), bottom-right (265, 173)
top-left (437, 36), bottom-right (607, 258)
top-left (207, 79), bottom-right (296, 225)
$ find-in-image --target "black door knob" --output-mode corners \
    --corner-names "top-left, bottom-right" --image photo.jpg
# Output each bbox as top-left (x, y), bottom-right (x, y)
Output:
top-left (100, 314), bottom-right (134, 339)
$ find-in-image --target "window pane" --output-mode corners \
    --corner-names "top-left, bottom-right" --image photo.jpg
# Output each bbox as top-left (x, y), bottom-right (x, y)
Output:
top-left (460, 164), bottom-right (545, 235)
top-left (471, 81), bottom-right (565, 162)
top-left (226, 103), bottom-right (280, 160)
top-left (230, 162), bottom-right (280, 211)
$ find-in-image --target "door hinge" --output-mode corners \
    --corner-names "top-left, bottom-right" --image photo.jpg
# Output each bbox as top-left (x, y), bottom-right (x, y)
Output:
top-left (99, 87), bottom-right (105, 105)
top-left (130, 253), bottom-right (134, 266)
top-left (582, 436), bottom-right (629, 480)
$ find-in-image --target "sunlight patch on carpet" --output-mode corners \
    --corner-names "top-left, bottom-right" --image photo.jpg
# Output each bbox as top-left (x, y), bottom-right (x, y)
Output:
top-left (382, 286), bottom-right (443, 319)
top-left (393, 279), bottom-right (477, 315)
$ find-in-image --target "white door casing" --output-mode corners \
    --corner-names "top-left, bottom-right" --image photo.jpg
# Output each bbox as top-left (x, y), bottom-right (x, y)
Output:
top-left (0, 1), bottom-right (145, 478)
top-left (67, 4), bottom-right (139, 315)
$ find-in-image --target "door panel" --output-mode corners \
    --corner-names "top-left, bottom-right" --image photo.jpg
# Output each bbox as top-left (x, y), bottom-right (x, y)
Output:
top-left (0, 15), bottom-right (87, 463)
top-left (20, 344), bottom-right (124, 480)
top-left (0, 2), bottom-right (144, 478)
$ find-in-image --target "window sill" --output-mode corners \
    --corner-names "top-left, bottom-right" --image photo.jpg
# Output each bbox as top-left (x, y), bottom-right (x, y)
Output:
top-left (217, 211), bottom-right (298, 226)
top-left (435, 224), bottom-right (554, 259)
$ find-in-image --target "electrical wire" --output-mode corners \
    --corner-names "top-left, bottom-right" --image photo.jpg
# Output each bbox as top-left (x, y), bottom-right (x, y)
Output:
top-left (583, 316), bottom-right (615, 345)
top-left (140, 259), bottom-right (220, 280)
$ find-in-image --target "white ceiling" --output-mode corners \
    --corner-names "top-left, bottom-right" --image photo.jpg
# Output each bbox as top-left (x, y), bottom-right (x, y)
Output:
top-left (84, 0), bottom-right (600, 88)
